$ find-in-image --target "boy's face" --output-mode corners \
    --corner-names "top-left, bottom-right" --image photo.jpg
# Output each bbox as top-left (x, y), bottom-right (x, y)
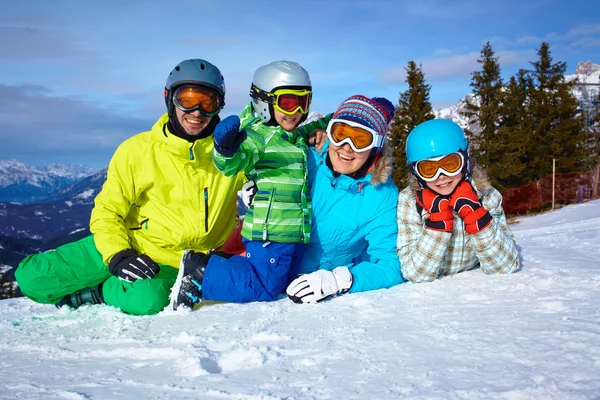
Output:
top-left (175, 107), bottom-right (212, 136)
top-left (273, 109), bottom-right (302, 131)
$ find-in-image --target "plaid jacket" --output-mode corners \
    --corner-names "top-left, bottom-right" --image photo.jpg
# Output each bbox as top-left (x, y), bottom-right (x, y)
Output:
top-left (396, 166), bottom-right (520, 283)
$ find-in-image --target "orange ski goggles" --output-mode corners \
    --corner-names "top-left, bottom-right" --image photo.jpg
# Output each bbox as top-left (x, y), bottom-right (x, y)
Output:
top-left (415, 152), bottom-right (464, 182)
top-left (326, 119), bottom-right (382, 152)
top-left (172, 85), bottom-right (222, 116)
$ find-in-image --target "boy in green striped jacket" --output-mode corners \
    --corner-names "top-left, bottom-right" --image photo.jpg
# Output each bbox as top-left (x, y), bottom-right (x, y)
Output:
top-left (171, 61), bottom-right (330, 309)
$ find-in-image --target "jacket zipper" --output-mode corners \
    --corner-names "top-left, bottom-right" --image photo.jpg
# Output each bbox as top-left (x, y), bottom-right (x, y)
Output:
top-left (263, 188), bottom-right (275, 240)
top-left (204, 187), bottom-right (209, 232)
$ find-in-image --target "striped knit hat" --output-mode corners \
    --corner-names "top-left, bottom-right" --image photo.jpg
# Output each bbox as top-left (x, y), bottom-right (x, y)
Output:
top-left (332, 95), bottom-right (395, 150)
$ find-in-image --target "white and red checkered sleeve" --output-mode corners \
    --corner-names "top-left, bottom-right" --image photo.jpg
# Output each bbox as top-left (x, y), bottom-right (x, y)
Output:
top-left (396, 187), bottom-right (452, 283)
top-left (469, 187), bottom-right (520, 275)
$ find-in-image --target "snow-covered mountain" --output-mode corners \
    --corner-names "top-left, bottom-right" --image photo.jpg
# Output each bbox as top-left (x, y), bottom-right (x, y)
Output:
top-left (434, 61), bottom-right (600, 129)
top-left (0, 159), bottom-right (99, 203)
top-left (42, 169), bottom-right (107, 206)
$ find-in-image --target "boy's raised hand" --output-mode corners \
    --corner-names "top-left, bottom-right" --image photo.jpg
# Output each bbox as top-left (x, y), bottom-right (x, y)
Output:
top-left (214, 115), bottom-right (247, 156)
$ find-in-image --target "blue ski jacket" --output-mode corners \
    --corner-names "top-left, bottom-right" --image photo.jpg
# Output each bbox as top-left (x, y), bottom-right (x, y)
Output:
top-left (299, 140), bottom-right (404, 293)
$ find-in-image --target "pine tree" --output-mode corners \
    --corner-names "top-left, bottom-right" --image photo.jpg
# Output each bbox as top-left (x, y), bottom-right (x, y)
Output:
top-left (493, 71), bottom-right (531, 189)
top-left (461, 41), bottom-right (504, 171)
top-left (389, 61), bottom-right (434, 189)
top-left (525, 42), bottom-right (588, 180)
top-left (588, 90), bottom-right (600, 166)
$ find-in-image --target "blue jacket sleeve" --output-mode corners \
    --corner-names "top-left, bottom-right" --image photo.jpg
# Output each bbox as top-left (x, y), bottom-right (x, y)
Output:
top-left (348, 184), bottom-right (404, 293)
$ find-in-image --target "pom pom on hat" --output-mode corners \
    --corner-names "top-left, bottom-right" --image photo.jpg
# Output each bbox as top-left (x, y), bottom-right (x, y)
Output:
top-left (331, 95), bottom-right (395, 147)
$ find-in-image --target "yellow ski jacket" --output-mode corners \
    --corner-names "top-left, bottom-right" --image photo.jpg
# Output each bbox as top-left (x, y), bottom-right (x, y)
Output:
top-left (90, 113), bottom-right (246, 268)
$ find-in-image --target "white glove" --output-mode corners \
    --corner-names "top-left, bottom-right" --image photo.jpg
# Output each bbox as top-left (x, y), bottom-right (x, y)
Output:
top-left (286, 267), bottom-right (353, 304)
top-left (241, 180), bottom-right (257, 208)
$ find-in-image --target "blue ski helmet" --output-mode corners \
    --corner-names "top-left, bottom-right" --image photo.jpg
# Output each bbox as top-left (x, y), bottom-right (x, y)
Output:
top-left (406, 119), bottom-right (468, 163)
top-left (164, 59), bottom-right (226, 115)
top-left (406, 119), bottom-right (470, 185)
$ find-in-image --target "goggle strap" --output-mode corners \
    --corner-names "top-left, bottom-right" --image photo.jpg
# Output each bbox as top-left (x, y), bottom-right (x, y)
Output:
top-left (249, 83), bottom-right (276, 104)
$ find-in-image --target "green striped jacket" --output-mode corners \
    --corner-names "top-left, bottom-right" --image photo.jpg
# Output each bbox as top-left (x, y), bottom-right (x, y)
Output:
top-left (213, 103), bottom-right (330, 243)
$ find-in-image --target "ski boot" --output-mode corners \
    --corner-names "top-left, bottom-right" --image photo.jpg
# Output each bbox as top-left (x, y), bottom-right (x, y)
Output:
top-left (170, 250), bottom-right (211, 310)
top-left (55, 284), bottom-right (104, 309)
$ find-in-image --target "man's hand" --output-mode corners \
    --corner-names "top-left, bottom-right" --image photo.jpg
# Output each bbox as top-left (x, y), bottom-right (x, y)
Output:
top-left (214, 115), bottom-right (247, 156)
top-left (286, 267), bottom-right (353, 304)
top-left (109, 250), bottom-right (160, 283)
top-left (449, 181), bottom-right (492, 234)
top-left (416, 189), bottom-right (454, 232)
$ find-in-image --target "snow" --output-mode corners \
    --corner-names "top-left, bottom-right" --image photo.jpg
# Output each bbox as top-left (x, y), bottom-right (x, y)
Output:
top-left (74, 189), bottom-right (95, 200)
top-left (1, 200), bottom-right (600, 399)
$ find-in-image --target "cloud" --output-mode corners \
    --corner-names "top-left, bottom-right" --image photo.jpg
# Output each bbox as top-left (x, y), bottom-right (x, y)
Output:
top-left (514, 23), bottom-right (600, 49)
top-left (381, 53), bottom-right (479, 84)
top-left (381, 49), bottom-right (535, 85)
top-left (570, 38), bottom-right (600, 48)
top-left (0, 27), bottom-right (95, 60)
top-left (567, 24), bottom-right (600, 37)
top-left (0, 84), bottom-right (151, 167)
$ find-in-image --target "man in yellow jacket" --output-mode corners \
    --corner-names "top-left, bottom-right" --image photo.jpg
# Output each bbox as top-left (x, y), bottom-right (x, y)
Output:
top-left (15, 59), bottom-right (246, 315)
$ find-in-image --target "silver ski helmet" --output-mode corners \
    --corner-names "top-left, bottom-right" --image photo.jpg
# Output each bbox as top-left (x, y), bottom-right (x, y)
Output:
top-left (249, 60), bottom-right (311, 124)
top-left (164, 59), bottom-right (226, 117)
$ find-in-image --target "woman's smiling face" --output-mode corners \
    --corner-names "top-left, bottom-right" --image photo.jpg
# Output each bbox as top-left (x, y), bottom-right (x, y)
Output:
top-left (328, 142), bottom-right (371, 176)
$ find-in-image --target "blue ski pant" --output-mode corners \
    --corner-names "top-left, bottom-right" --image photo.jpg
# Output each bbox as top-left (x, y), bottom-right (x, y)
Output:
top-left (201, 239), bottom-right (304, 303)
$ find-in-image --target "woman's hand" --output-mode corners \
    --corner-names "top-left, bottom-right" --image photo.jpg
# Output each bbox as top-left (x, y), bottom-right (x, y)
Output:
top-left (286, 267), bottom-right (353, 303)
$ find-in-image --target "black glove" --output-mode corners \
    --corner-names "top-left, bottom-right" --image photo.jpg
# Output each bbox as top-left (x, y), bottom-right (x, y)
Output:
top-left (108, 250), bottom-right (160, 283)
top-left (214, 115), bottom-right (247, 156)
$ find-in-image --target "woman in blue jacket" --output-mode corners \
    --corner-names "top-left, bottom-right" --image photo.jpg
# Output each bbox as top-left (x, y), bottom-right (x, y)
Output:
top-left (285, 95), bottom-right (404, 303)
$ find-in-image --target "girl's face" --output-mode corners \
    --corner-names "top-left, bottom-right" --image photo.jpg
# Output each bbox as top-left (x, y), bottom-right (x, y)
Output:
top-left (328, 142), bottom-right (371, 176)
top-left (425, 172), bottom-right (463, 196)
top-left (273, 109), bottom-right (302, 131)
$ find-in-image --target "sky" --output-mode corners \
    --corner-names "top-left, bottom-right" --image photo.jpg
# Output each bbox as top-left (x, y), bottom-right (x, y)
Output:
top-left (1, 199), bottom-right (599, 399)
top-left (1, 0), bottom-right (599, 169)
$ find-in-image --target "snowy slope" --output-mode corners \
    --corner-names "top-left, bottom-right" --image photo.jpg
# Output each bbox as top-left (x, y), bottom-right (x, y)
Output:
top-left (1, 200), bottom-right (599, 399)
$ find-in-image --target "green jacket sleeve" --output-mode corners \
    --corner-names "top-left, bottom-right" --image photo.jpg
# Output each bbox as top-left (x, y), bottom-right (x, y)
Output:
top-left (293, 113), bottom-right (333, 144)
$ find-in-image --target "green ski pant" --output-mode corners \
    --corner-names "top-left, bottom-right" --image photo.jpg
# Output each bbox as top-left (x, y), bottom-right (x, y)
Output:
top-left (15, 235), bottom-right (178, 315)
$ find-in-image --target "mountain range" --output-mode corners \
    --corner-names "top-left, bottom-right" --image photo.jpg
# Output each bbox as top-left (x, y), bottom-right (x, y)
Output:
top-left (0, 159), bottom-right (99, 203)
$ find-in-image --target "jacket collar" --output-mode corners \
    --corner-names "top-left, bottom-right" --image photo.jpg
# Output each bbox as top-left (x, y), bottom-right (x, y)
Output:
top-left (151, 113), bottom-right (214, 162)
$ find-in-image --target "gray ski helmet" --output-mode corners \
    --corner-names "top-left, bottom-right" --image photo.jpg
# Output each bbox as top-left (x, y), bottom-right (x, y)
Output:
top-left (250, 60), bottom-right (311, 123)
top-left (164, 59), bottom-right (226, 114)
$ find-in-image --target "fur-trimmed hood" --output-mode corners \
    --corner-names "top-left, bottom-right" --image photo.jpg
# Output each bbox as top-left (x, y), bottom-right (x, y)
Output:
top-left (314, 139), bottom-right (393, 187)
top-left (407, 161), bottom-right (492, 194)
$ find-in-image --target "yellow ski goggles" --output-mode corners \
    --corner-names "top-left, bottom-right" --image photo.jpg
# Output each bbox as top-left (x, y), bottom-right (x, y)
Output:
top-left (250, 84), bottom-right (312, 115)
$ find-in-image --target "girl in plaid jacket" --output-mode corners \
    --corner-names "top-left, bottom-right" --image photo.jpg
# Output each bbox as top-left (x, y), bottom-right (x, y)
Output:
top-left (396, 119), bottom-right (520, 283)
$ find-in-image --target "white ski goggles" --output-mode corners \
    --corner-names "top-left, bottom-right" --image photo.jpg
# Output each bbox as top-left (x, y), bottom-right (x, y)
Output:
top-left (414, 152), bottom-right (465, 182)
top-left (326, 119), bottom-right (383, 153)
